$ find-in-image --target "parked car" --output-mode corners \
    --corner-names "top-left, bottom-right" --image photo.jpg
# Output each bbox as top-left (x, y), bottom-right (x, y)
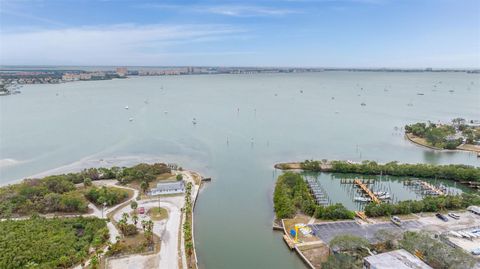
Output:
top-left (391, 216), bottom-right (402, 226)
top-left (448, 212), bottom-right (460, 220)
top-left (435, 213), bottom-right (448, 222)
top-left (138, 207), bottom-right (145, 214)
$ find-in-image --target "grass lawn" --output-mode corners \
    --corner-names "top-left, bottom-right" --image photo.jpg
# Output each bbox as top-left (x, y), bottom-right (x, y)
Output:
top-left (147, 207), bottom-right (169, 221)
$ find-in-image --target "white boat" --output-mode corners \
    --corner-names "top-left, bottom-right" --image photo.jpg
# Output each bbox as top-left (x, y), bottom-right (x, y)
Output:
top-left (124, 105), bottom-right (129, 109)
top-left (129, 117), bottom-right (134, 122)
top-left (354, 196), bottom-right (371, 202)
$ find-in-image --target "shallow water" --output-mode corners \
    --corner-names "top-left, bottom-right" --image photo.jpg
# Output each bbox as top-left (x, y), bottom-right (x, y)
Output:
top-left (1, 72), bottom-right (479, 269)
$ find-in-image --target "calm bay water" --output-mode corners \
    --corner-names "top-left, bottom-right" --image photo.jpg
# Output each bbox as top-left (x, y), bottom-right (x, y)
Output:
top-left (0, 72), bottom-right (479, 269)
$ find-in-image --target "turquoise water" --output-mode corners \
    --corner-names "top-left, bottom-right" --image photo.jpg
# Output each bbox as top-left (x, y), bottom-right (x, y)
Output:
top-left (0, 72), bottom-right (479, 268)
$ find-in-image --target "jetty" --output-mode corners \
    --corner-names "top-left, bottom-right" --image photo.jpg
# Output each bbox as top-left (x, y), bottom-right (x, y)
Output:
top-left (419, 181), bottom-right (445, 196)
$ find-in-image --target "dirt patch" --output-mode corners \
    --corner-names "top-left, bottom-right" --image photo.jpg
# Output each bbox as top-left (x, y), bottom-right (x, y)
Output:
top-left (299, 244), bottom-right (330, 268)
top-left (283, 215), bottom-right (318, 243)
top-left (457, 144), bottom-right (480, 153)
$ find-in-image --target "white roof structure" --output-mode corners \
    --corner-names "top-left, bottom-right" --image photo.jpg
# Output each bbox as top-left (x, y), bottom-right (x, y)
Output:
top-left (363, 249), bottom-right (432, 269)
top-left (149, 180), bottom-right (185, 195)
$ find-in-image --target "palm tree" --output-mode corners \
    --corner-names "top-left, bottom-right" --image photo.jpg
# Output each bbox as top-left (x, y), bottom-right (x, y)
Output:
top-left (121, 212), bottom-right (129, 223)
top-left (140, 181), bottom-right (148, 194)
top-left (132, 214), bottom-right (139, 225)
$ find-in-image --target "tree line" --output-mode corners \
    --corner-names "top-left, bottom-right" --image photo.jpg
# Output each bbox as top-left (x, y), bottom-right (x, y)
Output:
top-left (299, 159), bottom-right (480, 182)
top-left (273, 172), bottom-right (354, 220)
top-left (364, 193), bottom-right (480, 217)
top-left (0, 163), bottom-right (167, 218)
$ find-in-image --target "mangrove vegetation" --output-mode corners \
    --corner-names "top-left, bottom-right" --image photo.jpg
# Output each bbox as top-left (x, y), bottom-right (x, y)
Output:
top-left (273, 172), bottom-right (355, 220)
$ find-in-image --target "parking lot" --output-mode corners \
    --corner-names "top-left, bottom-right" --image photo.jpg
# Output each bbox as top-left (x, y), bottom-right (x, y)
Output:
top-left (309, 211), bottom-right (480, 246)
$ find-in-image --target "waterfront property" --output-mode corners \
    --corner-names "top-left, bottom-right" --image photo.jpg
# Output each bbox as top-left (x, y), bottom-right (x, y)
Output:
top-left (363, 249), bottom-right (432, 269)
top-left (148, 180), bottom-right (185, 195)
top-left (2, 72), bottom-right (479, 269)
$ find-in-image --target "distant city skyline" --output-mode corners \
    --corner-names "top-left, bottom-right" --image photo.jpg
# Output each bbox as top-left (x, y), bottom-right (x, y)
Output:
top-left (1, 0), bottom-right (479, 68)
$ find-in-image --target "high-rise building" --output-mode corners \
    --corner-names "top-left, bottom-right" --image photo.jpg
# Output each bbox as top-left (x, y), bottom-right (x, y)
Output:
top-left (116, 67), bottom-right (128, 77)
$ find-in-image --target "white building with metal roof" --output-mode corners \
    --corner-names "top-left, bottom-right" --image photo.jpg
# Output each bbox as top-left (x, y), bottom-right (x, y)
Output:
top-left (148, 180), bottom-right (185, 195)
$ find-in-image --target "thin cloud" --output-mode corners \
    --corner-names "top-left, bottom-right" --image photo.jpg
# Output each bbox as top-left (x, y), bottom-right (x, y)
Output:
top-left (0, 8), bottom-right (67, 27)
top-left (139, 4), bottom-right (301, 17)
top-left (0, 24), bottom-right (247, 65)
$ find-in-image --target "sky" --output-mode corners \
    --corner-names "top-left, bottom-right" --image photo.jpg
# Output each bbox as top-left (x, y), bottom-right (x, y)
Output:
top-left (0, 0), bottom-right (479, 68)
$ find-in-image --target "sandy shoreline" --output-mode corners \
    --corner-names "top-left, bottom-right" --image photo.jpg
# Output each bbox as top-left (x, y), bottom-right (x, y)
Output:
top-left (0, 155), bottom-right (185, 187)
top-left (405, 133), bottom-right (480, 154)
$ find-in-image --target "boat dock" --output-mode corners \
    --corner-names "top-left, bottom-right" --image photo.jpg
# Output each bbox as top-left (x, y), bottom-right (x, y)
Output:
top-left (354, 179), bottom-right (381, 204)
top-left (306, 178), bottom-right (330, 205)
top-left (404, 179), bottom-right (446, 196)
top-left (340, 178), bottom-right (375, 185)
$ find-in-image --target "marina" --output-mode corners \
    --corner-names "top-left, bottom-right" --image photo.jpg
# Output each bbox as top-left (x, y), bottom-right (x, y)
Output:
top-left (302, 172), bottom-right (470, 211)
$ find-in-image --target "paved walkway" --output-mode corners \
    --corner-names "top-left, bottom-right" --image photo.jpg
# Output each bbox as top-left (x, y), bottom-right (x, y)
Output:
top-left (106, 170), bottom-right (199, 269)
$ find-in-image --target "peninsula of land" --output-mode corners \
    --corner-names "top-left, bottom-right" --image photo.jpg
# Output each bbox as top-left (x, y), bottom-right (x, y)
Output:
top-left (404, 118), bottom-right (480, 154)
top-left (0, 162), bottom-right (203, 269)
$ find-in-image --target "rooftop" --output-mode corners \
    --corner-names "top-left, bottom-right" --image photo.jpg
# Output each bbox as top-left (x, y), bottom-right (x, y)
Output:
top-left (364, 249), bottom-right (432, 269)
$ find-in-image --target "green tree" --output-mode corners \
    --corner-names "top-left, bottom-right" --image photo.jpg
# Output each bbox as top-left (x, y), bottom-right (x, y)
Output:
top-left (140, 181), bottom-right (148, 194)
top-left (329, 235), bottom-right (369, 252)
top-left (83, 178), bottom-right (92, 187)
top-left (130, 201), bottom-right (138, 213)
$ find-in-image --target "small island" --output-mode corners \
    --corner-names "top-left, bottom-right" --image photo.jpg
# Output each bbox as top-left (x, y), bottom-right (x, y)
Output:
top-left (405, 118), bottom-right (480, 153)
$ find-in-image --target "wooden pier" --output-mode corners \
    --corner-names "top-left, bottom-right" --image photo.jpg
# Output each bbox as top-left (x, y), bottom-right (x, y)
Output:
top-left (340, 178), bottom-right (375, 185)
top-left (419, 181), bottom-right (445, 196)
top-left (355, 211), bottom-right (368, 220)
top-left (354, 179), bottom-right (381, 204)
